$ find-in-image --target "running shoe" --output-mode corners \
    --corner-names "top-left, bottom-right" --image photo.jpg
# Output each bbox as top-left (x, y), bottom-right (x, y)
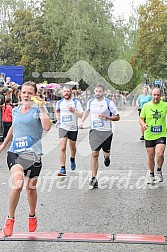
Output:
top-left (2, 218), bottom-right (15, 237)
top-left (140, 136), bottom-right (144, 141)
top-left (104, 156), bottom-right (110, 167)
top-left (157, 170), bottom-right (163, 182)
top-left (57, 167), bottom-right (66, 176)
top-left (89, 177), bottom-right (98, 188)
top-left (147, 174), bottom-right (155, 184)
top-left (70, 160), bottom-right (76, 171)
top-left (28, 216), bottom-right (37, 232)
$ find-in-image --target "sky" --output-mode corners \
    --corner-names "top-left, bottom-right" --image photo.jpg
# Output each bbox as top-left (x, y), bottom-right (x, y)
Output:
top-left (113, 0), bottom-right (146, 22)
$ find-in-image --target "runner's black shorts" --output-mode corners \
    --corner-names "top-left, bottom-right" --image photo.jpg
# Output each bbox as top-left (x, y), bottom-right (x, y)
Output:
top-left (59, 128), bottom-right (78, 141)
top-left (7, 151), bottom-right (42, 178)
top-left (145, 137), bottom-right (166, 148)
top-left (89, 129), bottom-right (113, 152)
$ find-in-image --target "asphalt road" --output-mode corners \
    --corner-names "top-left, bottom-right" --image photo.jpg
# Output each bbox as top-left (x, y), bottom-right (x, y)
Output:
top-left (0, 106), bottom-right (167, 252)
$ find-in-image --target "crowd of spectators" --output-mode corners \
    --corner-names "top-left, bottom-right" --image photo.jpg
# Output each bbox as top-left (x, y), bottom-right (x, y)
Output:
top-left (1, 75), bottom-right (167, 133)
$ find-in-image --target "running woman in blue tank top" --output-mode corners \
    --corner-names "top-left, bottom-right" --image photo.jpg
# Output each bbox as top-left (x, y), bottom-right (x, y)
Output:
top-left (0, 81), bottom-right (51, 236)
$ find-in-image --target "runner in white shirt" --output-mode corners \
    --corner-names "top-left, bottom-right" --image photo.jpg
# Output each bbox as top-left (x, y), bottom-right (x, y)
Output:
top-left (80, 83), bottom-right (120, 188)
top-left (55, 86), bottom-right (83, 176)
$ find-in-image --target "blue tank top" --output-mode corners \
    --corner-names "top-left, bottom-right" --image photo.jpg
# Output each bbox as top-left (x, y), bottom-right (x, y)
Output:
top-left (9, 105), bottom-right (45, 155)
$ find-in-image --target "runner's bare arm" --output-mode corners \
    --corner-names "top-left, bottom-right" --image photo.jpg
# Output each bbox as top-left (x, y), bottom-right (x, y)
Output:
top-left (0, 126), bottom-right (13, 152)
top-left (74, 110), bottom-right (83, 118)
top-left (39, 107), bottom-right (51, 131)
top-left (81, 110), bottom-right (89, 123)
top-left (79, 110), bottom-right (89, 128)
top-left (105, 114), bottom-right (120, 121)
top-left (55, 110), bottom-right (60, 127)
top-left (55, 110), bottom-right (60, 121)
top-left (139, 117), bottom-right (148, 130)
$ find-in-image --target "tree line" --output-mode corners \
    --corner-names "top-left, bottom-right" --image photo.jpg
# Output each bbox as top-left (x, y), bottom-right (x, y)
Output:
top-left (0, 0), bottom-right (166, 91)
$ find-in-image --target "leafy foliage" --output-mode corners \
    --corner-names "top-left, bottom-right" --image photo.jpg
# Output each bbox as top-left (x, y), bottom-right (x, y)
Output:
top-left (0, 0), bottom-right (151, 91)
top-left (137, 0), bottom-right (167, 78)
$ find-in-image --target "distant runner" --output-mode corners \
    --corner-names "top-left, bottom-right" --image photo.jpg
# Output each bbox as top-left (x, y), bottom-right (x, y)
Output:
top-left (136, 86), bottom-right (152, 140)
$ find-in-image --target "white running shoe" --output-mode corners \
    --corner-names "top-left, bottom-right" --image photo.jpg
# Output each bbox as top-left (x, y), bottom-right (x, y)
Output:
top-left (89, 177), bottom-right (98, 188)
top-left (157, 171), bottom-right (163, 182)
top-left (147, 174), bottom-right (155, 185)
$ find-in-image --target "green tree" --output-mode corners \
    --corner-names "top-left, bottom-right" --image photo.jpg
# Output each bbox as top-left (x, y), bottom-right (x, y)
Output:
top-left (44, 0), bottom-right (118, 83)
top-left (137, 0), bottom-right (167, 78)
top-left (0, 8), bottom-right (56, 81)
top-left (0, 0), bottom-right (142, 89)
top-left (111, 12), bottom-right (143, 91)
top-left (0, 0), bottom-right (41, 33)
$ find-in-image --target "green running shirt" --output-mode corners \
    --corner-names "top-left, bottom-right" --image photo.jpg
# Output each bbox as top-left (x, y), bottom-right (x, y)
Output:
top-left (140, 101), bottom-right (167, 140)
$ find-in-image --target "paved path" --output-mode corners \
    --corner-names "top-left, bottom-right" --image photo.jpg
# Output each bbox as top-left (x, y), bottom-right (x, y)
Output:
top-left (0, 107), bottom-right (167, 251)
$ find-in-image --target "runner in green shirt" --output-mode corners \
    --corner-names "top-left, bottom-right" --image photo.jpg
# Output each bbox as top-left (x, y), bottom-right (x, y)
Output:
top-left (139, 87), bottom-right (167, 184)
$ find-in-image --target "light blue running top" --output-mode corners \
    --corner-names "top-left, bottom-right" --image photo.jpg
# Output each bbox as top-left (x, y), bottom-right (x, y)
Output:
top-left (9, 105), bottom-right (47, 155)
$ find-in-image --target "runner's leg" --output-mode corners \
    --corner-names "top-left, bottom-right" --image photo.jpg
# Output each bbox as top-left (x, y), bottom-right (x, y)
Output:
top-left (146, 147), bottom-right (155, 173)
top-left (91, 151), bottom-right (99, 177)
top-left (156, 144), bottom-right (165, 169)
top-left (26, 177), bottom-right (38, 216)
top-left (69, 139), bottom-right (76, 159)
top-left (60, 137), bottom-right (68, 167)
top-left (9, 164), bottom-right (24, 218)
